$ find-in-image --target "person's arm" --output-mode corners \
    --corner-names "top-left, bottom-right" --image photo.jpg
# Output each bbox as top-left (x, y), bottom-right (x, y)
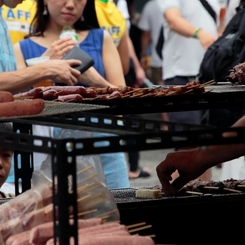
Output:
top-left (164, 7), bottom-right (217, 50)
top-left (140, 30), bottom-right (151, 69)
top-left (117, 32), bottom-right (130, 75)
top-left (126, 33), bottom-right (146, 86)
top-left (2, 45), bottom-right (82, 94)
top-left (102, 30), bottom-right (126, 87)
top-left (14, 39), bottom-right (117, 89)
top-left (156, 114), bottom-right (245, 196)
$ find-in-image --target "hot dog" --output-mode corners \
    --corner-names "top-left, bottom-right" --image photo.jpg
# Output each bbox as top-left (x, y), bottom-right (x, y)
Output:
top-left (13, 87), bottom-right (44, 99)
top-left (0, 99), bottom-right (44, 118)
top-left (56, 94), bottom-right (84, 102)
top-left (0, 91), bottom-right (14, 103)
top-left (29, 218), bottom-right (103, 244)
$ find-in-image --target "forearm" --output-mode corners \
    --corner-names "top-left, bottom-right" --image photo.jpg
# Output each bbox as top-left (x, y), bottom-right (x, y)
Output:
top-left (165, 9), bottom-right (198, 38)
top-left (79, 67), bottom-right (116, 88)
top-left (198, 115), bottom-right (245, 169)
top-left (0, 65), bottom-right (50, 94)
top-left (140, 31), bottom-right (151, 57)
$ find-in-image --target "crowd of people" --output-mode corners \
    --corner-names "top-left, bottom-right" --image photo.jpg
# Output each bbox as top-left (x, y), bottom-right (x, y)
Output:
top-left (0, 0), bottom-right (244, 198)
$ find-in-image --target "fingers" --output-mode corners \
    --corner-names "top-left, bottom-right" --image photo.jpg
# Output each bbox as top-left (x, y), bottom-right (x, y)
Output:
top-left (170, 176), bottom-right (189, 195)
top-left (66, 59), bottom-right (82, 68)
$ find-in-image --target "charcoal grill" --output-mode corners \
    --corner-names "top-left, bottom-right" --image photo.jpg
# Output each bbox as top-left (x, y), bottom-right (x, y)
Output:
top-left (111, 187), bottom-right (245, 244)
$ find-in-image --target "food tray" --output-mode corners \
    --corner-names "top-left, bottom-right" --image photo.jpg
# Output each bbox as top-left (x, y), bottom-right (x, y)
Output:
top-left (111, 187), bottom-right (245, 244)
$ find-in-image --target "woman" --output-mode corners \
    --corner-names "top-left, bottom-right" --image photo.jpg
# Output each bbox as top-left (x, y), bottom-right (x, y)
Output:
top-left (14, 0), bottom-right (130, 189)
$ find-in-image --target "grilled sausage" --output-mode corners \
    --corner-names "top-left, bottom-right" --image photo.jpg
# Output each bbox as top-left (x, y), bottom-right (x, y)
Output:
top-left (14, 87), bottom-right (44, 99)
top-left (56, 94), bottom-right (84, 102)
top-left (0, 91), bottom-right (14, 103)
top-left (0, 99), bottom-right (44, 118)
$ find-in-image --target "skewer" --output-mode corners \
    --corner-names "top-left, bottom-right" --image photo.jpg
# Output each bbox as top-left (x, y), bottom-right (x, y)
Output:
top-left (77, 173), bottom-right (98, 185)
top-left (185, 191), bottom-right (204, 195)
top-left (14, 95), bottom-right (34, 100)
top-left (237, 185), bottom-right (245, 188)
top-left (77, 165), bottom-right (94, 175)
top-left (128, 224), bottom-right (152, 233)
top-left (223, 188), bottom-right (242, 193)
top-left (202, 79), bottom-right (216, 87)
top-left (75, 209), bottom-right (98, 218)
top-left (39, 87), bottom-right (51, 93)
top-left (126, 222), bottom-right (146, 229)
top-left (203, 186), bottom-right (219, 190)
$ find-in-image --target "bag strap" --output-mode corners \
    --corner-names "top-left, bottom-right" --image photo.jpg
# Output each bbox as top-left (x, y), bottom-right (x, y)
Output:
top-left (199, 0), bottom-right (217, 24)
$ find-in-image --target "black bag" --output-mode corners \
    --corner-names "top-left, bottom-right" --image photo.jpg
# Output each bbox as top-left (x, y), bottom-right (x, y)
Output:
top-left (199, 1), bottom-right (245, 83)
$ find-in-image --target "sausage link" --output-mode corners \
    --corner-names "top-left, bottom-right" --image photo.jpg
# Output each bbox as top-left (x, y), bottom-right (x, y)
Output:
top-left (0, 91), bottom-right (14, 103)
top-left (0, 99), bottom-right (44, 118)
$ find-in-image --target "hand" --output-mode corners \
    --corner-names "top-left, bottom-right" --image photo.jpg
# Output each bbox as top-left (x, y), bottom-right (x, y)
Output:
top-left (140, 56), bottom-right (148, 70)
top-left (42, 37), bottom-right (77, 59)
top-left (197, 29), bottom-right (217, 50)
top-left (43, 59), bottom-right (82, 86)
top-left (135, 66), bottom-right (146, 87)
top-left (156, 148), bottom-right (207, 196)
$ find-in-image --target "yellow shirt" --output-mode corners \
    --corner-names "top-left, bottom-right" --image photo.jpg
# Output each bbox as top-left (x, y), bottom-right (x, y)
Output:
top-left (95, 0), bottom-right (126, 47)
top-left (0, 0), bottom-right (36, 44)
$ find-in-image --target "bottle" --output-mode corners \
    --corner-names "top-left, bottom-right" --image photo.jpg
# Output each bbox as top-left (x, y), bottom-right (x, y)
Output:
top-left (59, 26), bottom-right (78, 42)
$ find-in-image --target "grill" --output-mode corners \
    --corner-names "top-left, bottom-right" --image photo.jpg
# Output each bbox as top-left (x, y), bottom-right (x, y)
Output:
top-left (111, 187), bottom-right (245, 244)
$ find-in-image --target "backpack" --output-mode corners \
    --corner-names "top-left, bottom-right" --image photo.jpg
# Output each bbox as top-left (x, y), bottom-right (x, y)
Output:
top-left (199, 0), bottom-right (245, 83)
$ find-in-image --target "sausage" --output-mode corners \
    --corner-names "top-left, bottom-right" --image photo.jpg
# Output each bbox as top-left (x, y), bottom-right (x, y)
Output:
top-left (49, 86), bottom-right (87, 96)
top-left (46, 235), bottom-right (155, 245)
top-left (29, 218), bottom-right (103, 244)
top-left (0, 91), bottom-right (14, 103)
top-left (56, 94), bottom-right (84, 102)
top-left (42, 89), bottom-right (59, 100)
top-left (5, 230), bottom-right (30, 245)
top-left (0, 99), bottom-right (44, 118)
top-left (13, 87), bottom-right (44, 99)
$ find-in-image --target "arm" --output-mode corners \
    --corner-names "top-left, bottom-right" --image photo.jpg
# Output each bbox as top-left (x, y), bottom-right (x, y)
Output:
top-left (14, 40), bottom-right (116, 89)
top-left (140, 30), bottom-right (151, 69)
top-left (117, 32), bottom-right (130, 75)
top-left (102, 30), bottom-right (126, 87)
top-left (156, 115), bottom-right (245, 196)
top-left (126, 32), bottom-right (146, 86)
top-left (164, 7), bottom-right (217, 50)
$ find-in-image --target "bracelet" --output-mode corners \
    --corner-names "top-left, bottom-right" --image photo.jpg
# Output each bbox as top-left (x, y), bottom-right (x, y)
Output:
top-left (193, 28), bottom-right (201, 38)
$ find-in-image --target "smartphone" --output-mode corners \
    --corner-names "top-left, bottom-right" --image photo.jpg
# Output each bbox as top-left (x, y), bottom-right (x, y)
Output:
top-left (61, 45), bottom-right (94, 73)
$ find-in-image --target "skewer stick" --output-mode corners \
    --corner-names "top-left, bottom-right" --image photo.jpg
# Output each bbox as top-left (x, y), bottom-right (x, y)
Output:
top-left (77, 194), bottom-right (91, 203)
top-left (185, 191), bottom-right (204, 195)
top-left (14, 96), bottom-right (34, 100)
top-left (97, 209), bottom-right (118, 220)
top-left (126, 222), bottom-right (146, 229)
top-left (39, 87), bottom-right (51, 93)
top-left (77, 174), bottom-right (98, 185)
top-left (77, 165), bottom-right (94, 175)
top-left (129, 225), bottom-right (152, 233)
top-left (223, 187), bottom-right (242, 193)
top-left (237, 185), bottom-right (245, 188)
top-left (202, 79), bottom-right (216, 87)
top-left (203, 186), bottom-right (219, 190)
top-left (75, 209), bottom-right (98, 218)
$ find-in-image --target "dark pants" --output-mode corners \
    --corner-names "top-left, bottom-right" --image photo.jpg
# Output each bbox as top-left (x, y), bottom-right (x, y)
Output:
top-left (164, 76), bottom-right (202, 125)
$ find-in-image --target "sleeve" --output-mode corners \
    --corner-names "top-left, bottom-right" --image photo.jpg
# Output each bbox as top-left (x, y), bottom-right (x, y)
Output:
top-left (225, 0), bottom-right (240, 25)
top-left (116, 0), bottom-right (130, 20)
top-left (138, 3), bottom-right (150, 31)
top-left (156, 0), bottom-right (179, 14)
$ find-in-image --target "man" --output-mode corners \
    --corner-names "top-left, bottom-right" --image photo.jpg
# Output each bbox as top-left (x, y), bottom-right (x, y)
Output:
top-left (0, 0), bottom-right (81, 95)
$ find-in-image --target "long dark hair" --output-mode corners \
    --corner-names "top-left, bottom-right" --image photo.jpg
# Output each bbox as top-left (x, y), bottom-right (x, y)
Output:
top-left (28, 0), bottom-right (100, 37)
